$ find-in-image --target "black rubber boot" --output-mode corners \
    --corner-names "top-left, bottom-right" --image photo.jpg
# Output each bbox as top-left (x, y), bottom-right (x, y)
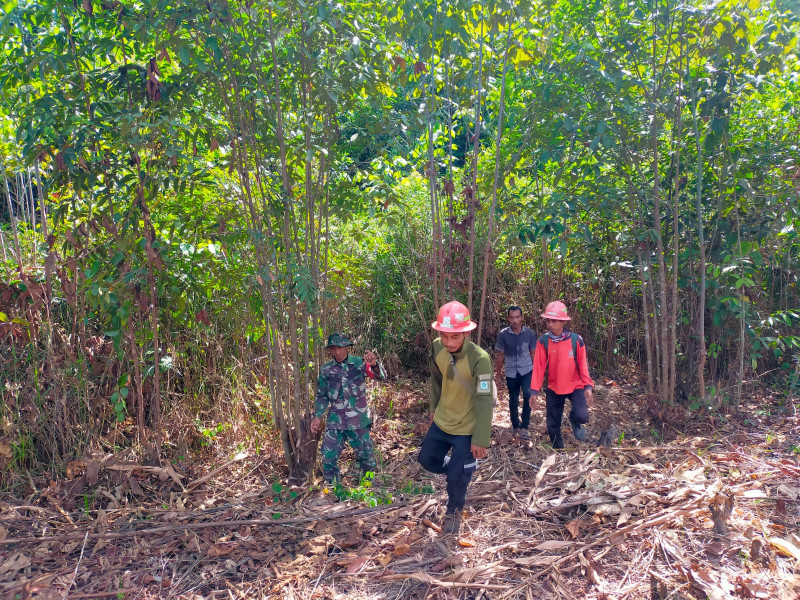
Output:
top-left (442, 509), bottom-right (462, 534)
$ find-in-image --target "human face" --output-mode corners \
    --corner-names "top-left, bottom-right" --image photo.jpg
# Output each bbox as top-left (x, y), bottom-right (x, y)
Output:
top-left (545, 318), bottom-right (565, 336)
top-left (439, 331), bottom-right (468, 353)
top-left (328, 345), bottom-right (349, 362)
top-left (508, 309), bottom-right (523, 332)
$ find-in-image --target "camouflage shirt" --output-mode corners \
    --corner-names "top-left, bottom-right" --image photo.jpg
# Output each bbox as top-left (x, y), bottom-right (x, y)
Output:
top-left (314, 355), bottom-right (387, 430)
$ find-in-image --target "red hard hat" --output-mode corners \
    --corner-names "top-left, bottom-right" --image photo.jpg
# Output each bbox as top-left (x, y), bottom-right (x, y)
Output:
top-left (541, 301), bottom-right (571, 321)
top-left (431, 301), bottom-right (477, 332)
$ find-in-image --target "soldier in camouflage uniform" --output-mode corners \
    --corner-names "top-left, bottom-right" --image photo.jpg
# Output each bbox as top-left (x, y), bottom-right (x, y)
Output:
top-left (310, 334), bottom-right (387, 483)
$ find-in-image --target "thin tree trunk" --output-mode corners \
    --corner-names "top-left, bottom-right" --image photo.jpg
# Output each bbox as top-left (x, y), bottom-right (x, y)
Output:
top-left (127, 311), bottom-right (146, 448)
top-left (444, 50), bottom-right (454, 298)
top-left (427, 3), bottom-right (440, 309)
top-left (637, 248), bottom-right (655, 394)
top-left (734, 190), bottom-right (745, 412)
top-left (645, 249), bottom-right (661, 387)
top-left (31, 168), bottom-right (41, 236)
top-left (136, 178), bottom-right (161, 460)
top-left (34, 161), bottom-right (53, 298)
top-left (2, 162), bottom-right (22, 265)
top-left (466, 5), bottom-right (484, 315)
top-left (652, 120), bottom-right (671, 405)
top-left (15, 173), bottom-right (27, 231)
top-left (26, 170), bottom-right (37, 264)
top-left (691, 90), bottom-right (707, 402)
top-left (668, 37), bottom-right (684, 404)
top-left (477, 22), bottom-right (511, 346)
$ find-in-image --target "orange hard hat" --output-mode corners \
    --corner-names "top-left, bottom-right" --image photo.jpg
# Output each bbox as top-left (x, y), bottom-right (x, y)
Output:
top-left (431, 300), bottom-right (477, 332)
top-left (541, 301), bottom-right (571, 321)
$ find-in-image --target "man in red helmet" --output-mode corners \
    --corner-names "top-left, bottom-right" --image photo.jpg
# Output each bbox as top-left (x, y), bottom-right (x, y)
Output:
top-left (530, 301), bottom-right (594, 450)
top-left (418, 301), bottom-right (495, 535)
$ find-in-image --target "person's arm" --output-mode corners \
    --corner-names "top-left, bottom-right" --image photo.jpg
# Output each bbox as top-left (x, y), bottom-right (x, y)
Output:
top-left (470, 353), bottom-right (494, 449)
top-left (530, 338), bottom-right (547, 394)
top-left (494, 351), bottom-right (505, 383)
top-left (430, 344), bottom-right (443, 415)
top-left (576, 337), bottom-right (594, 405)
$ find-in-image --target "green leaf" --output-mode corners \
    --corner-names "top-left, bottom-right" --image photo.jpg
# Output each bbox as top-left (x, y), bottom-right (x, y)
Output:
top-left (179, 46), bottom-right (190, 66)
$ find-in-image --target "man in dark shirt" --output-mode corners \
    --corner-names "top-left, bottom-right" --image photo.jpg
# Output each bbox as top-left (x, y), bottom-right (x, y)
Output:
top-left (494, 305), bottom-right (537, 440)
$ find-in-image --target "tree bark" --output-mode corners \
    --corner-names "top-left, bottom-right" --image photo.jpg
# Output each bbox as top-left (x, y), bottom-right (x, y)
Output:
top-left (477, 23), bottom-right (511, 346)
top-left (1, 160), bottom-right (22, 265)
top-left (466, 5), bottom-right (484, 315)
top-left (691, 90), bottom-right (707, 402)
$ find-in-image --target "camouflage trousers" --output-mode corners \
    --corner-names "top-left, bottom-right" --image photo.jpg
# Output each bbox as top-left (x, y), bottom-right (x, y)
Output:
top-left (320, 426), bottom-right (376, 483)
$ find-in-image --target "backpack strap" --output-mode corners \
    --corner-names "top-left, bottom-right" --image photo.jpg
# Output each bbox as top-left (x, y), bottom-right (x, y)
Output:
top-left (539, 333), bottom-right (581, 374)
top-left (571, 332), bottom-right (580, 374)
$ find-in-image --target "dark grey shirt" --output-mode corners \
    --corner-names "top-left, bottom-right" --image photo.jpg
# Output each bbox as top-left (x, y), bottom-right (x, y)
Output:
top-left (495, 326), bottom-right (537, 377)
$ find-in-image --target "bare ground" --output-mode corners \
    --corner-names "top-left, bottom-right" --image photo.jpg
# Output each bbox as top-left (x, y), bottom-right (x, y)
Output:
top-left (1, 379), bottom-right (799, 600)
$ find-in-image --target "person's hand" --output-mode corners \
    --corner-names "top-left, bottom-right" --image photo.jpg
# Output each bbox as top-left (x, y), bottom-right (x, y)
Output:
top-left (311, 417), bottom-right (322, 434)
top-left (429, 411), bottom-right (435, 425)
top-left (364, 350), bottom-right (378, 366)
top-left (471, 444), bottom-right (488, 459)
top-left (585, 388), bottom-right (594, 408)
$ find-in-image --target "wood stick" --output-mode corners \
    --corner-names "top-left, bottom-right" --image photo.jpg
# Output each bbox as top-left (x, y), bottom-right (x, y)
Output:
top-left (185, 452), bottom-right (248, 490)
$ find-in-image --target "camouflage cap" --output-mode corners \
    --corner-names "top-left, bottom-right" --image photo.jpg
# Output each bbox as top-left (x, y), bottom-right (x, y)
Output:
top-left (325, 333), bottom-right (354, 348)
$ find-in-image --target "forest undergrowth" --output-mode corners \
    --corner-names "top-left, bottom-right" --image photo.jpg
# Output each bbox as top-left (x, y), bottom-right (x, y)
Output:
top-left (1, 375), bottom-right (798, 600)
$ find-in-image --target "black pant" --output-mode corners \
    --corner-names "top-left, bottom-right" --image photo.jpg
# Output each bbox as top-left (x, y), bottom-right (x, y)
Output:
top-left (506, 370), bottom-right (532, 429)
top-left (418, 422), bottom-right (478, 511)
top-left (545, 388), bottom-right (589, 449)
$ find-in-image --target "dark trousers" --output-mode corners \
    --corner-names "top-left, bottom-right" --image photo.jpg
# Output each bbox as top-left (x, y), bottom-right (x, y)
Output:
top-left (506, 370), bottom-right (532, 429)
top-left (418, 422), bottom-right (478, 511)
top-left (545, 388), bottom-right (589, 449)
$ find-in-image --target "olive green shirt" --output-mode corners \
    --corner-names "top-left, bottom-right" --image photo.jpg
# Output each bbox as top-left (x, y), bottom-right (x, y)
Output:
top-left (430, 338), bottom-right (494, 447)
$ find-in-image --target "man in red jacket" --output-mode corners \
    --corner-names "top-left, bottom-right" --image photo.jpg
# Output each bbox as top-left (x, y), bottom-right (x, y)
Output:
top-left (530, 301), bottom-right (594, 449)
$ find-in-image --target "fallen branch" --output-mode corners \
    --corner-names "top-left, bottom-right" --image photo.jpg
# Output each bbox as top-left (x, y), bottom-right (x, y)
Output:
top-left (185, 451), bottom-right (248, 490)
top-left (380, 570), bottom-right (511, 590)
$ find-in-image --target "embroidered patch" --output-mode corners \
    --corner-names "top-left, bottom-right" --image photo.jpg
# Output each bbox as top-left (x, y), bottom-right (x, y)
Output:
top-left (569, 350), bottom-right (574, 358)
